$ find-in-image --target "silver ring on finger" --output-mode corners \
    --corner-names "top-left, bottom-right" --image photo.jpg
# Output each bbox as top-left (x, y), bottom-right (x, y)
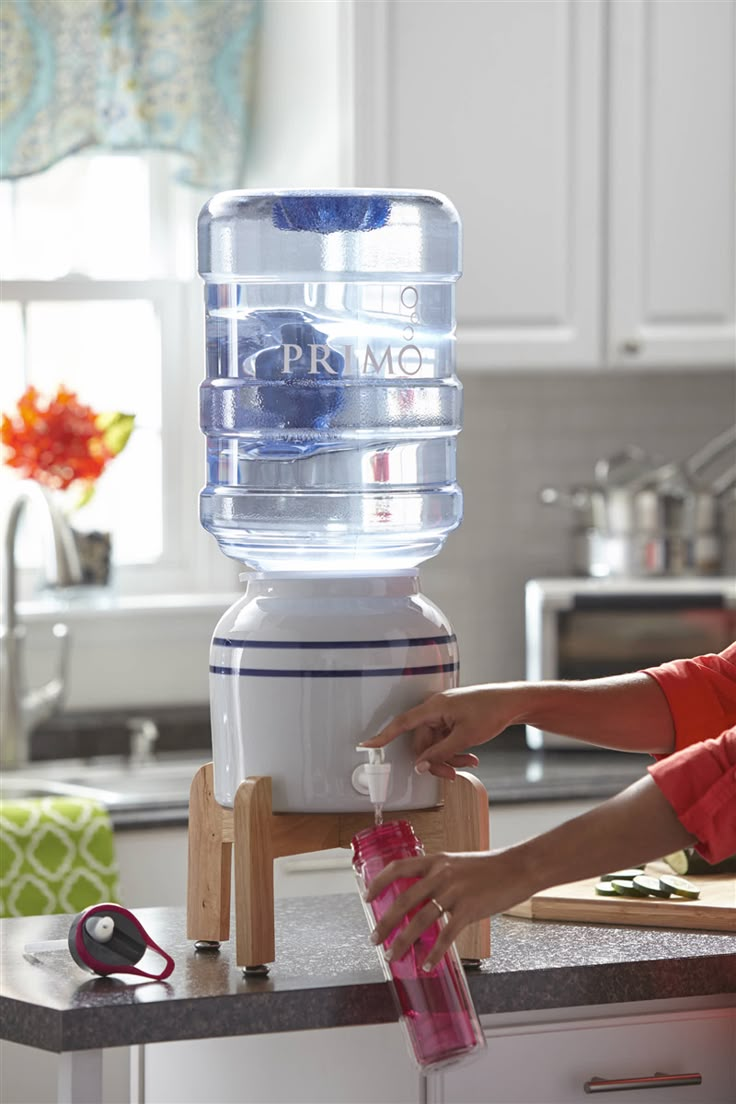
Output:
top-left (430, 897), bottom-right (445, 917)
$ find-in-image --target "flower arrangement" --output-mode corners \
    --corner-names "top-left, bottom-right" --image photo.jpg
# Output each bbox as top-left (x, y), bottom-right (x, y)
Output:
top-left (1, 384), bottom-right (135, 510)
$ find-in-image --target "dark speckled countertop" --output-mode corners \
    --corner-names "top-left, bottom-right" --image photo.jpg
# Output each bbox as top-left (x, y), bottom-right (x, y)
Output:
top-left (2, 897), bottom-right (734, 1053)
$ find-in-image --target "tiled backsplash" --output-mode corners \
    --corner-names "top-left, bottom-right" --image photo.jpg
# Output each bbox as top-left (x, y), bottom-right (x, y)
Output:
top-left (422, 369), bottom-right (736, 687)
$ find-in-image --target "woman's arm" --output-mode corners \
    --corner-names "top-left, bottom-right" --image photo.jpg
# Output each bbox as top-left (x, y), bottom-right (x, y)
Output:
top-left (362, 671), bottom-right (675, 777)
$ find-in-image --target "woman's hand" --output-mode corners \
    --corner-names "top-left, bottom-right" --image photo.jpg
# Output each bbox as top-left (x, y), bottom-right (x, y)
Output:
top-left (361, 685), bottom-right (524, 779)
top-left (364, 847), bottom-right (534, 971)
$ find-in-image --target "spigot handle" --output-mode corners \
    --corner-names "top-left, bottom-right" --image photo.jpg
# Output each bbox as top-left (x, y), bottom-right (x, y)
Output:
top-left (353, 746), bottom-right (391, 807)
top-left (355, 745), bottom-right (386, 765)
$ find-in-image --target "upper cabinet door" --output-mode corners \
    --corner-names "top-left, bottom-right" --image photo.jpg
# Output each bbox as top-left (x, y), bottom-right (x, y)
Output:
top-left (608, 0), bottom-right (736, 369)
top-left (351, 0), bottom-right (604, 371)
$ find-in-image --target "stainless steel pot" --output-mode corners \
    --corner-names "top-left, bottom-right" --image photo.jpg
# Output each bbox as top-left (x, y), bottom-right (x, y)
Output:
top-left (541, 429), bottom-right (736, 578)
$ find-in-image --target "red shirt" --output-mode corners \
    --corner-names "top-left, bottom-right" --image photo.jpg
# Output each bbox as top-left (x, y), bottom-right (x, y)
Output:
top-left (645, 643), bottom-right (736, 863)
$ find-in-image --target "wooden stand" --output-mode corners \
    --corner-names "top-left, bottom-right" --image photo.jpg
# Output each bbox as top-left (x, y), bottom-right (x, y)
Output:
top-left (187, 763), bottom-right (491, 970)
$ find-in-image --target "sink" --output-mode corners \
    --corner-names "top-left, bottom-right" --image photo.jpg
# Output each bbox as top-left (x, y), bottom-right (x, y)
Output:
top-left (0, 755), bottom-right (209, 808)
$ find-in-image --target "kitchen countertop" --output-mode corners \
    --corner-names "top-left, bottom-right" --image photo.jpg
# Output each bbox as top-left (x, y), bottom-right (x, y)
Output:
top-left (2, 897), bottom-right (734, 1053)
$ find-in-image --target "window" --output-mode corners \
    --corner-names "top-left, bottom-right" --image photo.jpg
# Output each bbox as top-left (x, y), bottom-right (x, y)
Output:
top-left (1, 151), bottom-right (230, 596)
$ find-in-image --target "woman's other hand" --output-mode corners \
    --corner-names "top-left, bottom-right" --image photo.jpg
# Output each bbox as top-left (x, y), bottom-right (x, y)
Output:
top-left (364, 848), bottom-right (532, 971)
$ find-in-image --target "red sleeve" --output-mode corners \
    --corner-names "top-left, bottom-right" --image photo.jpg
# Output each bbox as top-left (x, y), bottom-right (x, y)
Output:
top-left (648, 727), bottom-right (736, 863)
top-left (644, 641), bottom-right (736, 751)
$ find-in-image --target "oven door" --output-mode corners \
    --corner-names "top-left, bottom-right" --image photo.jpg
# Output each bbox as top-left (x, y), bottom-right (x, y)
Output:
top-left (525, 578), bottom-right (736, 749)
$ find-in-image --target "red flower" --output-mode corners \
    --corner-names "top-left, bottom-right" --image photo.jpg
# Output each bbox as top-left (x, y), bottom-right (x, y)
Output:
top-left (1, 385), bottom-right (115, 491)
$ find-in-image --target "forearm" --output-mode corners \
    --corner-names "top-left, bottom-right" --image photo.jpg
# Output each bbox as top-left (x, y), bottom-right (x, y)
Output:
top-left (513, 775), bottom-right (695, 897)
top-left (504, 672), bottom-right (676, 754)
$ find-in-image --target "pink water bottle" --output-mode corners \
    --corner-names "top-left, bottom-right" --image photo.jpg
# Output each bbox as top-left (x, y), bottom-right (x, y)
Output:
top-left (352, 820), bottom-right (485, 1071)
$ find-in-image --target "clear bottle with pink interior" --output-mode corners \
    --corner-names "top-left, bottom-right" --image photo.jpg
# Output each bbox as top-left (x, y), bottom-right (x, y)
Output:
top-left (351, 820), bottom-right (485, 1072)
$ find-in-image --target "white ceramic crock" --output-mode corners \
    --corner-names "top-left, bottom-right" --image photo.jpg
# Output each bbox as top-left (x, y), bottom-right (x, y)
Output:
top-left (209, 572), bottom-right (458, 811)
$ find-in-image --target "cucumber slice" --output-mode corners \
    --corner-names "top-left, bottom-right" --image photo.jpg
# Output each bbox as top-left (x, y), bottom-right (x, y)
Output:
top-left (663, 850), bottom-right (690, 876)
top-left (664, 847), bottom-right (736, 876)
top-left (659, 875), bottom-right (700, 900)
top-left (611, 878), bottom-right (649, 898)
top-left (632, 875), bottom-right (672, 898)
top-left (600, 869), bottom-right (648, 882)
top-left (594, 881), bottom-right (620, 896)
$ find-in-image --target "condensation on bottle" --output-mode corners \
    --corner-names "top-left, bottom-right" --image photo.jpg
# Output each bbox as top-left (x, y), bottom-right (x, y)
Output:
top-left (197, 190), bottom-right (463, 573)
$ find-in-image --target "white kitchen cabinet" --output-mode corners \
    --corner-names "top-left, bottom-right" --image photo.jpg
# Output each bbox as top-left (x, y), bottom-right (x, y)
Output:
top-left (440, 1006), bottom-right (736, 1104)
top-left (608, 0), bottom-right (736, 369)
top-left (144, 1023), bottom-right (419, 1104)
top-left (345, 0), bottom-right (735, 372)
top-left (351, 0), bottom-right (604, 371)
top-left (142, 1002), bottom-right (736, 1104)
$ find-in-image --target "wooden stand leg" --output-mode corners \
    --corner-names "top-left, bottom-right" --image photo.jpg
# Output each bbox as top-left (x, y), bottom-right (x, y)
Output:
top-left (233, 776), bottom-right (276, 968)
top-left (186, 764), bottom-right (232, 943)
top-left (438, 771), bottom-right (491, 961)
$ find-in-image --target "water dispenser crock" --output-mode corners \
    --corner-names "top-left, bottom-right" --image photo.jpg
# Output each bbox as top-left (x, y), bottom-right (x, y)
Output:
top-left (209, 572), bottom-right (457, 812)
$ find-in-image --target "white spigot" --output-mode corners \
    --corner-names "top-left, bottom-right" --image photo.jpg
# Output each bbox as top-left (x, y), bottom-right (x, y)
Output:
top-left (352, 746), bottom-right (391, 808)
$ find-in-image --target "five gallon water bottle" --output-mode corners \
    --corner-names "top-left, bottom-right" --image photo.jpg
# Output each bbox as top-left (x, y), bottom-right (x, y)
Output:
top-left (198, 190), bottom-right (462, 571)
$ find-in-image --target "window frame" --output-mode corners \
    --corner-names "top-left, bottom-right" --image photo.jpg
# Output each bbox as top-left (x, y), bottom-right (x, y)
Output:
top-left (1, 153), bottom-right (236, 601)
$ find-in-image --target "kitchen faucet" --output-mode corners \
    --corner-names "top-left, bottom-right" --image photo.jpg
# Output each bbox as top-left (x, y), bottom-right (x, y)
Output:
top-left (0, 480), bottom-right (82, 769)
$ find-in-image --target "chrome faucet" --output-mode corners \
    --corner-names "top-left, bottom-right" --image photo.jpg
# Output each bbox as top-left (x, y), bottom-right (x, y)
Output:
top-left (0, 481), bottom-right (83, 769)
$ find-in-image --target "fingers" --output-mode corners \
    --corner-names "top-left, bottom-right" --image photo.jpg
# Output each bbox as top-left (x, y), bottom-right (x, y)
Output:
top-left (365, 865), bottom-right (462, 969)
top-left (418, 914), bottom-right (459, 971)
top-left (381, 900), bottom-right (458, 967)
top-left (364, 857), bottom-right (429, 903)
top-left (360, 696), bottom-right (448, 748)
top-left (414, 730), bottom-right (470, 772)
top-left (419, 751), bottom-right (479, 780)
top-left (420, 760), bottom-right (457, 780)
top-left (448, 753), bottom-right (479, 768)
top-left (365, 857), bottom-right (454, 962)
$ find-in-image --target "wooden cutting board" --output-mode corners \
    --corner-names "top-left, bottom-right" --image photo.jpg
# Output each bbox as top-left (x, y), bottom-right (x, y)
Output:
top-left (506, 864), bottom-right (736, 932)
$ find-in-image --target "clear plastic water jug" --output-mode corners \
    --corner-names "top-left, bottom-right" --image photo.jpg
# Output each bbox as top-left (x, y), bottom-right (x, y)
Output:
top-left (198, 190), bottom-right (462, 572)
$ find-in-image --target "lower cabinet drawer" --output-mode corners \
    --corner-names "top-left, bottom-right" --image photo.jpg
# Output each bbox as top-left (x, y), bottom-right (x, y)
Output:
top-left (441, 1009), bottom-right (736, 1104)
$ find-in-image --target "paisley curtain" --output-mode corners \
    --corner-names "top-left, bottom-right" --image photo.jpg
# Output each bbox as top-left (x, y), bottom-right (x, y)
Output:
top-left (0, 0), bottom-right (262, 189)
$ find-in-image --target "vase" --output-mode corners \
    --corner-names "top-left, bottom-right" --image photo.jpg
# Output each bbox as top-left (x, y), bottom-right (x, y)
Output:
top-left (71, 529), bottom-right (113, 586)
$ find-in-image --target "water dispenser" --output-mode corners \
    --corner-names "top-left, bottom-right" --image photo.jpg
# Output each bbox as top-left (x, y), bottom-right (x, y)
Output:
top-left (187, 191), bottom-right (490, 988)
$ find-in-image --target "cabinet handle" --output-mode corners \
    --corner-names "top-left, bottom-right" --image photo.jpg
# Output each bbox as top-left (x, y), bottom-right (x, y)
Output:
top-left (619, 339), bottom-right (642, 355)
top-left (584, 1072), bottom-right (702, 1093)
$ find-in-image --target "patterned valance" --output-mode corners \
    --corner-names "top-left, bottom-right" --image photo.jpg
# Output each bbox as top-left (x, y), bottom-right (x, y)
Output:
top-left (1, 0), bottom-right (262, 189)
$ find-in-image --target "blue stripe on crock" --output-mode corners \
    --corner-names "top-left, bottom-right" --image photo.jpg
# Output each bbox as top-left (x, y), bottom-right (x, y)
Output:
top-left (209, 662), bottom-right (459, 678)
